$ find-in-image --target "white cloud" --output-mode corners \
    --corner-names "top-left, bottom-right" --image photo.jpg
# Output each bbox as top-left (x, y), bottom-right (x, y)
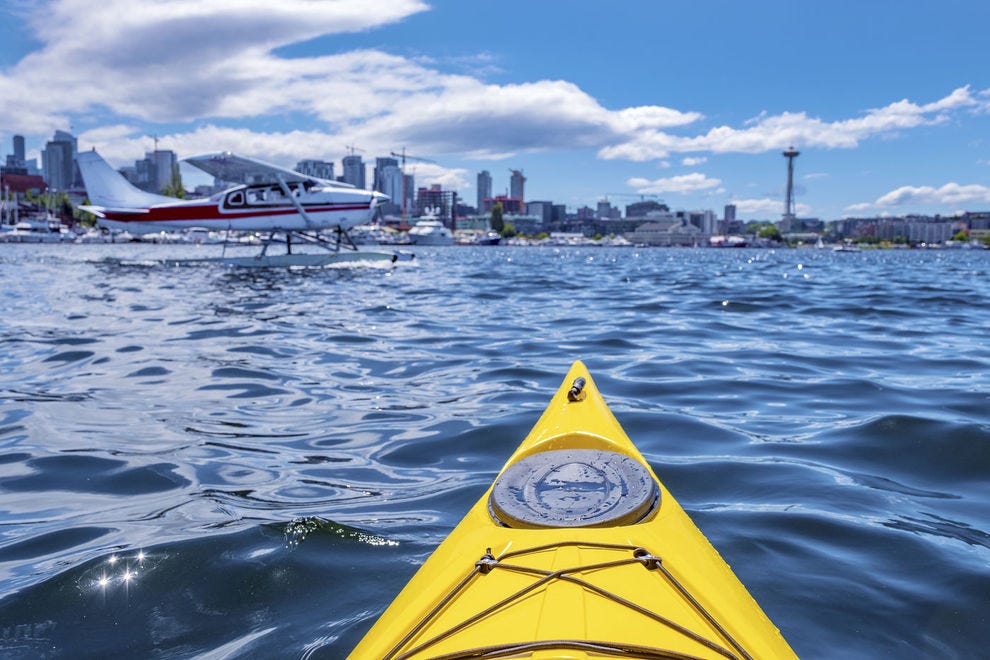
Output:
top-left (731, 198), bottom-right (812, 217)
top-left (627, 173), bottom-right (722, 194)
top-left (1, 0), bottom-right (987, 195)
top-left (874, 183), bottom-right (990, 207)
top-left (3, 1), bottom-right (432, 127)
top-left (600, 87), bottom-right (982, 161)
top-left (848, 182), bottom-right (990, 211)
top-left (0, 0), bottom-right (709, 165)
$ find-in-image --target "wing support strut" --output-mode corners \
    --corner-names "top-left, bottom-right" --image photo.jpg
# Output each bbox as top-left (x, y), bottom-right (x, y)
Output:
top-left (275, 175), bottom-right (314, 229)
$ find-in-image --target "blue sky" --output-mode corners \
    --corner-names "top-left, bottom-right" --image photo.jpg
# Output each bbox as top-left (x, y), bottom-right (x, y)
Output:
top-left (2, 0), bottom-right (990, 220)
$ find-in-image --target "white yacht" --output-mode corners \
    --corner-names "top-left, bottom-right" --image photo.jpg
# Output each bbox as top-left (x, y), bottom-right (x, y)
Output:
top-left (407, 209), bottom-right (454, 246)
top-left (0, 216), bottom-right (72, 243)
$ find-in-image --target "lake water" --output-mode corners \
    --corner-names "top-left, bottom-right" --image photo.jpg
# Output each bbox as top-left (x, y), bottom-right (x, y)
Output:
top-left (0, 243), bottom-right (987, 658)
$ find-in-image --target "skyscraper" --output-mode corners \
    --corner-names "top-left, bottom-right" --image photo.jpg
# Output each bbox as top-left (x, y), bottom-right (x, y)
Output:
top-left (3, 135), bottom-right (27, 173)
top-left (342, 155), bottom-right (366, 189)
top-left (42, 139), bottom-right (74, 190)
top-left (13, 135), bottom-right (25, 164)
top-left (509, 169), bottom-right (526, 202)
top-left (150, 150), bottom-right (177, 193)
top-left (296, 159), bottom-right (335, 181)
top-left (374, 157), bottom-right (399, 193)
top-left (477, 170), bottom-right (492, 212)
top-left (379, 163), bottom-right (404, 214)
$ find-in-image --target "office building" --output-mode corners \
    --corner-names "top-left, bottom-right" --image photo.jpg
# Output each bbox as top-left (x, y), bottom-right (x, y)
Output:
top-left (374, 157), bottom-right (399, 193)
top-left (526, 201), bottom-right (554, 229)
top-left (42, 139), bottom-right (74, 190)
top-left (4, 135), bottom-right (27, 173)
top-left (296, 159), bottom-right (335, 181)
top-left (342, 155), bottom-right (366, 189)
top-left (477, 170), bottom-right (492, 212)
top-left (509, 169), bottom-right (525, 202)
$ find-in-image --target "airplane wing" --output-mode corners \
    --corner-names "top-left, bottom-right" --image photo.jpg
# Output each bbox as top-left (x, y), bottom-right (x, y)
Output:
top-left (183, 152), bottom-right (354, 188)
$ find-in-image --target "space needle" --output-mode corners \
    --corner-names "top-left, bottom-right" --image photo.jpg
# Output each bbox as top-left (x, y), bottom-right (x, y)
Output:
top-left (782, 146), bottom-right (799, 228)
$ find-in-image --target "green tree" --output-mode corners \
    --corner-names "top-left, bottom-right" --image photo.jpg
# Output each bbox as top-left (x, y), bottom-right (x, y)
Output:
top-left (757, 223), bottom-right (782, 242)
top-left (161, 165), bottom-right (186, 198)
top-left (490, 202), bottom-right (504, 233)
top-left (952, 229), bottom-right (969, 242)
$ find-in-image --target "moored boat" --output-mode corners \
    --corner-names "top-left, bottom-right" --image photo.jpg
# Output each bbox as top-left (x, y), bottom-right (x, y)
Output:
top-left (407, 208), bottom-right (454, 246)
top-left (349, 361), bottom-right (795, 659)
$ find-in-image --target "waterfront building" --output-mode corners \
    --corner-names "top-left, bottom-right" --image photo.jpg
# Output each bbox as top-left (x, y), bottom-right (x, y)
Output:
top-left (626, 200), bottom-right (669, 219)
top-left (907, 219), bottom-right (955, 244)
top-left (525, 201), bottom-right (553, 229)
top-left (504, 213), bottom-right (543, 235)
top-left (457, 215), bottom-right (491, 231)
top-left (625, 219), bottom-right (704, 246)
top-left (829, 214), bottom-right (964, 245)
top-left (342, 154), bottom-right (366, 189)
top-left (477, 170), bottom-right (492, 212)
top-left (415, 184), bottom-right (455, 224)
top-left (296, 159), bottom-right (335, 181)
top-left (0, 172), bottom-right (47, 223)
top-left (689, 210), bottom-right (717, 234)
top-left (487, 195), bottom-right (522, 215)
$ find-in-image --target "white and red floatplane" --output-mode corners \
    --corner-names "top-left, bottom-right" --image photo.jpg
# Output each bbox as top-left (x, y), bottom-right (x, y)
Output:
top-left (77, 150), bottom-right (398, 267)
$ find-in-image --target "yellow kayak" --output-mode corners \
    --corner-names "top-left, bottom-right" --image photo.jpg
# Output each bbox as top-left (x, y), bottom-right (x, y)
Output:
top-left (349, 361), bottom-right (796, 659)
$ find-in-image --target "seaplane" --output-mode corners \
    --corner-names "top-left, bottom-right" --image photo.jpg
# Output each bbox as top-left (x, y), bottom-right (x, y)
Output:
top-left (76, 149), bottom-right (398, 267)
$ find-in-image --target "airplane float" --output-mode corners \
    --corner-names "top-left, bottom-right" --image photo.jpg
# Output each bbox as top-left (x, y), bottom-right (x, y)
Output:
top-left (76, 149), bottom-right (398, 267)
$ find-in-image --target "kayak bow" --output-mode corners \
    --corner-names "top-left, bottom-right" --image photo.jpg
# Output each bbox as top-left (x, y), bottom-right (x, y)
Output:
top-left (349, 361), bottom-right (795, 659)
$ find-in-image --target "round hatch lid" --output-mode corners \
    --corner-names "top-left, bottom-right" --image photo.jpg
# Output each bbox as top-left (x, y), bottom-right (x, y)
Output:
top-left (489, 449), bottom-right (660, 528)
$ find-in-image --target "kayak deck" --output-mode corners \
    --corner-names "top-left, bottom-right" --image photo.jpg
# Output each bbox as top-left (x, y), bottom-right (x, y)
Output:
top-left (349, 362), bottom-right (795, 659)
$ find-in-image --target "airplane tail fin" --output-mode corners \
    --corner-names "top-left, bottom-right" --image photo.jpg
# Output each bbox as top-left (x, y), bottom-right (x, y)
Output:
top-left (77, 150), bottom-right (176, 208)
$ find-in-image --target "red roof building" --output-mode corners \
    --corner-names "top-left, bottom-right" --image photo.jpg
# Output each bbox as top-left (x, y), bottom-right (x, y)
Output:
top-left (1, 173), bottom-right (47, 195)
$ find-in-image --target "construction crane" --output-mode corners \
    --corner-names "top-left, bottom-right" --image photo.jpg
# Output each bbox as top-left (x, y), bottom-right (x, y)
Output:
top-left (345, 144), bottom-right (364, 155)
top-left (390, 149), bottom-right (437, 220)
top-left (390, 148), bottom-right (436, 169)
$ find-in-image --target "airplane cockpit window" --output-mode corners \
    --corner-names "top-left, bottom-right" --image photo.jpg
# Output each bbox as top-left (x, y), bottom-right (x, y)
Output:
top-left (226, 190), bottom-right (245, 207)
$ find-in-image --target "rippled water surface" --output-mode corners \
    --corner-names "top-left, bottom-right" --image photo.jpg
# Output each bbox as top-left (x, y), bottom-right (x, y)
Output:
top-left (0, 243), bottom-right (987, 658)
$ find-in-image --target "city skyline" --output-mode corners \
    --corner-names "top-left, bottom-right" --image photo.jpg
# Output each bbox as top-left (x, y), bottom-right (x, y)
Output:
top-left (3, 1), bottom-right (990, 220)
